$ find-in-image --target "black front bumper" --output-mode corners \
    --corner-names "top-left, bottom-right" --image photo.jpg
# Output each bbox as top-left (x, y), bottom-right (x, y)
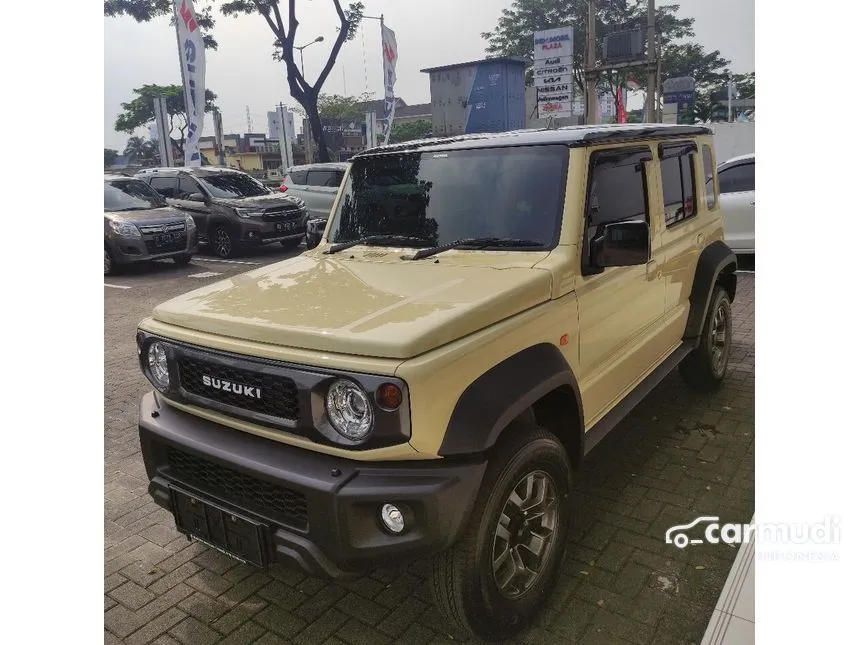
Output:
top-left (139, 392), bottom-right (486, 579)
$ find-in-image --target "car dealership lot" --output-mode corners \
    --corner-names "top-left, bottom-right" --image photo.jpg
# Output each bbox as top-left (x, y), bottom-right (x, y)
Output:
top-left (105, 254), bottom-right (754, 645)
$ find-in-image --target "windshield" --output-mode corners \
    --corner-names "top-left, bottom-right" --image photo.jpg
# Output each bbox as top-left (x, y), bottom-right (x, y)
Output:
top-left (197, 172), bottom-right (270, 199)
top-left (104, 179), bottom-right (167, 211)
top-left (328, 145), bottom-right (568, 249)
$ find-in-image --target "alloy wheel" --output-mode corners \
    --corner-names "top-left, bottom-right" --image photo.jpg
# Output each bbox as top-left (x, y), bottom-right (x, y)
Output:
top-left (214, 228), bottom-right (232, 258)
top-left (710, 301), bottom-right (729, 374)
top-left (491, 470), bottom-right (559, 599)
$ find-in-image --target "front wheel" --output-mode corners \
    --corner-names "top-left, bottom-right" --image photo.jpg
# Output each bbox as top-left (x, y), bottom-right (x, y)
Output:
top-left (280, 238), bottom-right (302, 249)
top-left (211, 226), bottom-right (237, 259)
top-left (679, 285), bottom-right (732, 391)
top-left (305, 233), bottom-right (319, 250)
top-left (104, 247), bottom-right (116, 276)
top-left (173, 253), bottom-right (193, 265)
top-left (430, 422), bottom-right (573, 641)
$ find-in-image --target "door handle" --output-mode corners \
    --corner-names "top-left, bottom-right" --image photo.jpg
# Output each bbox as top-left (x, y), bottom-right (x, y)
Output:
top-left (696, 233), bottom-right (705, 246)
top-left (750, 201), bottom-right (755, 206)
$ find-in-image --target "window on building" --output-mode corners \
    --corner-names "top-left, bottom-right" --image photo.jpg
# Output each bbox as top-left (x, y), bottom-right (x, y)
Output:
top-left (660, 143), bottom-right (698, 226)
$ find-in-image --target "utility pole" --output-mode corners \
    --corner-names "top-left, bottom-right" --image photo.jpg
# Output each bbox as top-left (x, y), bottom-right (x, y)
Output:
top-left (655, 29), bottom-right (662, 122)
top-left (727, 72), bottom-right (734, 123)
top-left (645, 0), bottom-right (656, 122)
top-left (246, 105), bottom-right (252, 133)
top-left (213, 108), bottom-right (225, 166)
top-left (585, 0), bottom-right (597, 125)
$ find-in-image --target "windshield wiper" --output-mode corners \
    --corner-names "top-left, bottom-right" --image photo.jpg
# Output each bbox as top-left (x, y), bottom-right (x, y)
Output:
top-left (409, 237), bottom-right (545, 261)
top-left (325, 235), bottom-right (433, 255)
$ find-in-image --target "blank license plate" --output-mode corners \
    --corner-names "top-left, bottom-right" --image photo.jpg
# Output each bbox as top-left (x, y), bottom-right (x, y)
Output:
top-left (170, 487), bottom-right (267, 567)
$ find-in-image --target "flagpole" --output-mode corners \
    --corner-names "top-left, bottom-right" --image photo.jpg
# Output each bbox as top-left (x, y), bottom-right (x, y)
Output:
top-left (173, 3), bottom-right (189, 167)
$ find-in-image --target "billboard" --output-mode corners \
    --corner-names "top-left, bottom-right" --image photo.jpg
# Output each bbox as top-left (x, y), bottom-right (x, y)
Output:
top-left (533, 27), bottom-right (575, 119)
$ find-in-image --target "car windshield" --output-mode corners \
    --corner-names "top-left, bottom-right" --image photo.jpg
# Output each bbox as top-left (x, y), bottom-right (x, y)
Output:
top-left (104, 179), bottom-right (167, 211)
top-left (328, 145), bottom-right (568, 249)
top-left (197, 172), bottom-right (270, 199)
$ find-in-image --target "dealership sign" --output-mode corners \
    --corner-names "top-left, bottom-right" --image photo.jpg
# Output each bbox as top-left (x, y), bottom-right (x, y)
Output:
top-left (533, 27), bottom-right (574, 118)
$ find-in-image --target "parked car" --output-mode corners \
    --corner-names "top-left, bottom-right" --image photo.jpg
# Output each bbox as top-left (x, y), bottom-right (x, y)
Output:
top-left (104, 174), bottom-right (198, 276)
top-left (280, 162), bottom-right (347, 249)
top-left (136, 124), bottom-right (737, 640)
top-left (136, 167), bottom-right (308, 258)
top-left (714, 153), bottom-right (754, 255)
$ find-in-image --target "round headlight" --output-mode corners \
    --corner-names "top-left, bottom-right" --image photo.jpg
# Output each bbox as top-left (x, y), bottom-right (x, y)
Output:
top-left (380, 503), bottom-right (405, 534)
top-left (325, 379), bottom-right (373, 441)
top-left (147, 341), bottom-right (170, 391)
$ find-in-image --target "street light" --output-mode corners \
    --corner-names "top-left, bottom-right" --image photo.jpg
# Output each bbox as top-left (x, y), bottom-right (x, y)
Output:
top-left (294, 36), bottom-right (325, 77)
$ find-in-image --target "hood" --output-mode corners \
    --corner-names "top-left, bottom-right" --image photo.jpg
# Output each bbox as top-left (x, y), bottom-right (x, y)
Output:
top-left (210, 194), bottom-right (304, 211)
top-left (151, 255), bottom-right (552, 359)
top-left (105, 206), bottom-right (187, 225)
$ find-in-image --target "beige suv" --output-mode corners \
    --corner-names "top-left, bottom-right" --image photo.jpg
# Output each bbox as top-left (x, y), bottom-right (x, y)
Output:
top-left (135, 124), bottom-right (736, 641)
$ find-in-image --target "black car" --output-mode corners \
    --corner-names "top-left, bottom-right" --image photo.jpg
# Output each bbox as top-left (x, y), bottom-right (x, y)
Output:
top-left (136, 167), bottom-right (308, 258)
top-left (104, 175), bottom-right (198, 276)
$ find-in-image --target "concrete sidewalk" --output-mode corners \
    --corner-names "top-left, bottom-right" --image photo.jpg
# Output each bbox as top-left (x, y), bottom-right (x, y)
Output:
top-left (700, 515), bottom-right (755, 644)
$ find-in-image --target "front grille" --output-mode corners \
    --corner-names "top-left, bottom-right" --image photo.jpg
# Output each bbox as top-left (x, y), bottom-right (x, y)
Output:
top-left (262, 207), bottom-right (303, 221)
top-left (141, 221), bottom-right (187, 254)
top-left (177, 356), bottom-right (300, 421)
top-left (166, 448), bottom-right (308, 529)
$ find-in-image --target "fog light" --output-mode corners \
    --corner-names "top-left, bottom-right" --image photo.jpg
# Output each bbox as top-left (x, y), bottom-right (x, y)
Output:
top-left (380, 503), bottom-right (405, 534)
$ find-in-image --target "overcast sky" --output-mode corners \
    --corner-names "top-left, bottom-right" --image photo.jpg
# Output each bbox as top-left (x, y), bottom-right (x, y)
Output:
top-left (103, 0), bottom-right (754, 151)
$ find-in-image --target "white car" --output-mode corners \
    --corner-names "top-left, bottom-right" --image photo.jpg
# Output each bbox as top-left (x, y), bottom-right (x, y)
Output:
top-left (714, 153), bottom-right (755, 255)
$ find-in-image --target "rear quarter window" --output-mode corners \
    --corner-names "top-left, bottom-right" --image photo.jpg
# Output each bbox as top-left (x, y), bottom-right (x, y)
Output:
top-left (288, 170), bottom-right (308, 185)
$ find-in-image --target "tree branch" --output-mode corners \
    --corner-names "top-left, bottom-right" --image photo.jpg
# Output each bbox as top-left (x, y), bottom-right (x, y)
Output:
top-left (313, 0), bottom-right (350, 94)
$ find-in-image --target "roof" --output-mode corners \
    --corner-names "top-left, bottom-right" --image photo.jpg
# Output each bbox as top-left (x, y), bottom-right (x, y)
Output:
top-left (286, 162), bottom-right (349, 172)
top-left (104, 173), bottom-right (136, 182)
top-left (353, 124), bottom-right (713, 158)
top-left (421, 56), bottom-right (527, 74)
top-left (395, 103), bottom-right (432, 118)
top-left (135, 166), bottom-right (247, 176)
top-left (721, 153), bottom-right (755, 166)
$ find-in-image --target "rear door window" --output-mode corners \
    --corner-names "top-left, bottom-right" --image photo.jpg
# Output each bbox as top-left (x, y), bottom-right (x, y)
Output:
top-left (149, 176), bottom-right (178, 198)
top-left (289, 170), bottom-right (308, 185)
top-left (718, 162), bottom-right (755, 193)
top-left (307, 170), bottom-right (333, 187)
top-left (659, 142), bottom-right (698, 226)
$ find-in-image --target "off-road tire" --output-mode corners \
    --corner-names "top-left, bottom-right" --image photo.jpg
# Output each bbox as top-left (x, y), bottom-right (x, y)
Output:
top-left (173, 253), bottom-right (193, 265)
top-left (211, 226), bottom-right (237, 259)
top-left (305, 233), bottom-right (319, 250)
top-left (430, 421), bottom-right (573, 641)
top-left (679, 285), bottom-right (732, 391)
top-left (280, 238), bottom-right (302, 249)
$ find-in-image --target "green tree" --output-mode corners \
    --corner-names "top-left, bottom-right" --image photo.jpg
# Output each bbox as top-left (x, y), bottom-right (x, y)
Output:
top-left (104, 0), bottom-right (219, 49)
top-left (389, 119), bottom-right (432, 144)
top-left (123, 136), bottom-right (159, 164)
top-left (104, 148), bottom-right (119, 167)
top-left (105, 1), bottom-right (365, 163)
top-left (294, 92), bottom-right (375, 121)
top-left (115, 84), bottom-right (218, 153)
top-left (734, 72), bottom-right (755, 99)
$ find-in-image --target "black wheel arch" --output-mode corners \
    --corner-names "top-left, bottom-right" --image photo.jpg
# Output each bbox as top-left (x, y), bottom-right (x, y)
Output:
top-left (684, 240), bottom-right (737, 344)
top-left (439, 343), bottom-right (585, 466)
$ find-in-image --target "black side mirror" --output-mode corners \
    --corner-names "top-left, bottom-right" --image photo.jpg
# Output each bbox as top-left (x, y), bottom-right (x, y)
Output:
top-left (591, 220), bottom-right (650, 268)
top-left (188, 192), bottom-right (206, 203)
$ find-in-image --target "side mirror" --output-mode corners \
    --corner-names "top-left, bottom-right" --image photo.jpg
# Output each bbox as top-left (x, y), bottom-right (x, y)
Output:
top-left (591, 220), bottom-right (649, 268)
top-left (188, 192), bottom-right (206, 203)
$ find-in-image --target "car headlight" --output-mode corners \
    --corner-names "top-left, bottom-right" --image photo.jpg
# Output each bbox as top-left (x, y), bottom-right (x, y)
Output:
top-left (109, 219), bottom-right (141, 238)
top-left (184, 213), bottom-right (196, 229)
top-left (236, 208), bottom-right (264, 219)
top-left (146, 341), bottom-right (170, 392)
top-left (326, 379), bottom-right (373, 441)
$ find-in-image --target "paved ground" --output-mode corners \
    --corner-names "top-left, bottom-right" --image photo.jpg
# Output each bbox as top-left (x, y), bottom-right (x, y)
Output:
top-left (105, 249), bottom-right (755, 645)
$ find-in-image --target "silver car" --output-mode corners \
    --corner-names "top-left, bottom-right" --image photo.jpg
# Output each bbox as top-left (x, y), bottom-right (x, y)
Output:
top-left (280, 162), bottom-right (347, 249)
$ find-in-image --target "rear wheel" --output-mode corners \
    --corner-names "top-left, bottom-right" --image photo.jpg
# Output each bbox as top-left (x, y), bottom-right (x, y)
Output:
top-left (212, 226), bottom-right (236, 259)
top-left (430, 421), bottom-right (573, 641)
top-left (679, 285), bottom-right (732, 391)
